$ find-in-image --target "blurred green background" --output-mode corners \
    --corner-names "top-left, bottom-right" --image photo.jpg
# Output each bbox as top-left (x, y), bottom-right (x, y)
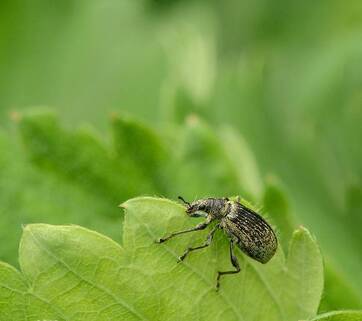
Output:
top-left (0, 0), bottom-right (361, 313)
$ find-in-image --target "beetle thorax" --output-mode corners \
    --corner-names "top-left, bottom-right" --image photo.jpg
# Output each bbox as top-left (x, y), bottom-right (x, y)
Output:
top-left (189, 198), bottom-right (228, 219)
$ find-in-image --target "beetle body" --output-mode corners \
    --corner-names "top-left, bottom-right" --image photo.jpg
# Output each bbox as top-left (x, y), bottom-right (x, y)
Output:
top-left (158, 196), bottom-right (278, 289)
top-left (186, 197), bottom-right (277, 263)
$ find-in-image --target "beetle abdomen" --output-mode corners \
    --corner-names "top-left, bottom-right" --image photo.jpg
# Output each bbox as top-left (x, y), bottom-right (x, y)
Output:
top-left (223, 202), bottom-right (277, 263)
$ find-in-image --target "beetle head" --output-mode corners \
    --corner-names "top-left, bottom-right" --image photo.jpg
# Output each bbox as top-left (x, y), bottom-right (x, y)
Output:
top-left (178, 196), bottom-right (207, 217)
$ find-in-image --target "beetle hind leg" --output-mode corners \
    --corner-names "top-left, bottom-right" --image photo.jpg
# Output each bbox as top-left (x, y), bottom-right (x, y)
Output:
top-left (216, 240), bottom-right (241, 290)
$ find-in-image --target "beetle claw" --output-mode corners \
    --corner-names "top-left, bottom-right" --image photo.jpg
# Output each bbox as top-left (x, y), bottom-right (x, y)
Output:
top-left (177, 255), bottom-right (186, 262)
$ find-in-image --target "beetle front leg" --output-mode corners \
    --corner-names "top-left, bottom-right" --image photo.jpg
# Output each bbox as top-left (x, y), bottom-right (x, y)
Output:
top-left (178, 224), bottom-right (219, 262)
top-left (216, 240), bottom-right (240, 290)
top-left (156, 220), bottom-right (210, 243)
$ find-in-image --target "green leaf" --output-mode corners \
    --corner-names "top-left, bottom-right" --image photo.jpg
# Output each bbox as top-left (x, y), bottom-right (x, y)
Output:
top-left (345, 185), bottom-right (362, 251)
top-left (262, 177), bottom-right (297, 253)
top-left (319, 262), bottom-right (362, 311)
top-left (0, 197), bottom-right (325, 321)
top-left (219, 125), bottom-right (264, 201)
top-left (283, 226), bottom-right (323, 321)
top-left (0, 127), bottom-right (124, 267)
top-left (111, 113), bottom-right (171, 194)
top-left (17, 109), bottom-right (154, 204)
top-left (310, 311), bottom-right (362, 321)
top-left (261, 179), bottom-right (362, 312)
top-left (174, 116), bottom-right (241, 199)
top-left (0, 262), bottom-right (27, 320)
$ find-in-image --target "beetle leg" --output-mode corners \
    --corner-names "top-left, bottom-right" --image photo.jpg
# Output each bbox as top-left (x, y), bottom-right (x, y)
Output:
top-left (216, 240), bottom-right (240, 290)
top-left (178, 224), bottom-right (219, 262)
top-left (156, 220), bottom-right (210, 243)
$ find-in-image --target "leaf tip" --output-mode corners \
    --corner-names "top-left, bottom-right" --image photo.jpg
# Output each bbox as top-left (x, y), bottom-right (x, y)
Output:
top-left (21, 223), bottom-right (32, 233)
top-left (121, 196), bottom-right (184, 211)
top-left (292, 225), bottom-right (310, 237)
top-left (118, 202), bottom-right (126, 209)
top-left (290, 225), bottom-right (320, 253)
top-left (20, 223), bottom-right (51, 238)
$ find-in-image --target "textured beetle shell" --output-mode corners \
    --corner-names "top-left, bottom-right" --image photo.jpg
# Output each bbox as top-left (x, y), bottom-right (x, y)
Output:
top-left (221, 201), bottom-right (278, 263)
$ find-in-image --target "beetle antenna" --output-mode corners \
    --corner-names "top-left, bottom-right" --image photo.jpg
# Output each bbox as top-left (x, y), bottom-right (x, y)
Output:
top-left (178, 196), bottom-right (191, 207)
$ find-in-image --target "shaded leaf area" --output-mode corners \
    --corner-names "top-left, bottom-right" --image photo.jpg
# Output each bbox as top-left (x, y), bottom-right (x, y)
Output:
top-left (319, 263), bottom-right (362, 312)
top-left (0, 197), bottom-right (324, 321)
top-left (18, 109), bottom-right (155, 205)
top-left (344, 185), bottom-right (362, 255)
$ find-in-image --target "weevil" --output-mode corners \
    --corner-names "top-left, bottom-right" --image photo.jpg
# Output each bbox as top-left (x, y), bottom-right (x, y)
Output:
top-left (157, 196), bottom-right (278, 290)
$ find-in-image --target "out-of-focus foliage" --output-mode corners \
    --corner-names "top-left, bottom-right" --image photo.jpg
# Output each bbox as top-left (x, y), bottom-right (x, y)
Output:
top-left (0, 0), bottom-right (361, 315)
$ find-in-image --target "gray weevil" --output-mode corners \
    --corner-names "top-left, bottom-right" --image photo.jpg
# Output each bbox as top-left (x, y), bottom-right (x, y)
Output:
top-left (157, 196), bottom-right (278, 290)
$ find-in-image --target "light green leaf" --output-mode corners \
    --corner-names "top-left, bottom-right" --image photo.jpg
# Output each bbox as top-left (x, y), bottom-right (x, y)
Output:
top-left (283, 226), bottom-right (323, 321)
top-left (0, 262), bottom-right (27, 320)
top-left (0, 197), bottom-right (324, 321)
top-left (310, 310), bottom-right (362, 321)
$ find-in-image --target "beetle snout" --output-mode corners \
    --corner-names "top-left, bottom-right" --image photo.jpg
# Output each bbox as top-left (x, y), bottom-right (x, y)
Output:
top-left (185, 204), bottom-right (199, 215)
top-left (185, 206), bottom-right (193, 214)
